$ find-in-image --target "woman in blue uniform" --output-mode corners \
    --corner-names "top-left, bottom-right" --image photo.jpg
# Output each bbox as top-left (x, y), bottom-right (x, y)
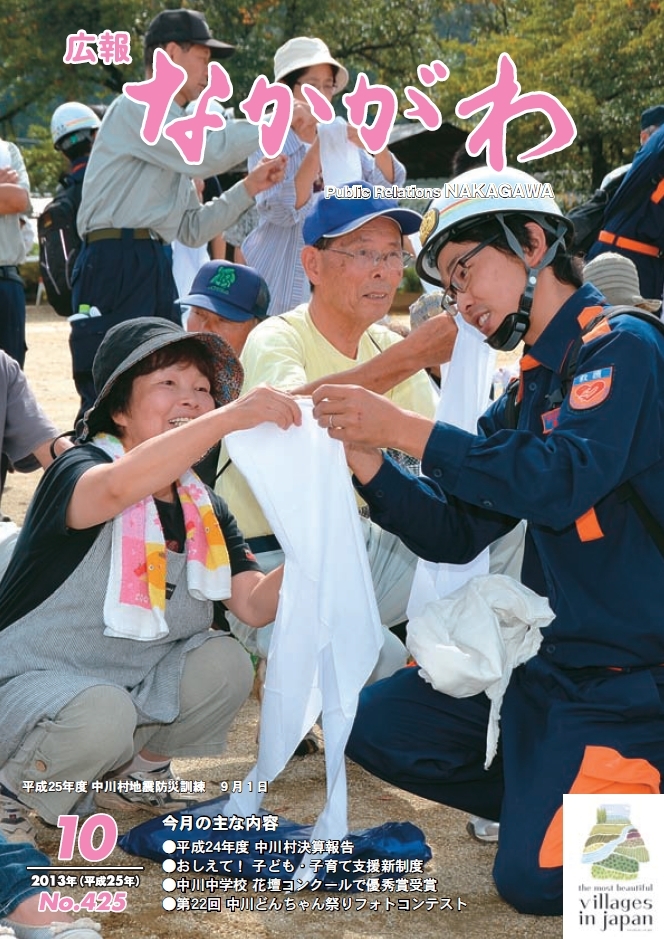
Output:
top-left (311, 166), bottom-right (664, 916)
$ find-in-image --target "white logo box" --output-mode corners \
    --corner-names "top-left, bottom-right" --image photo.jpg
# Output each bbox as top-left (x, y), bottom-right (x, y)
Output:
top-left (563, 794), bottom-right (664, 938)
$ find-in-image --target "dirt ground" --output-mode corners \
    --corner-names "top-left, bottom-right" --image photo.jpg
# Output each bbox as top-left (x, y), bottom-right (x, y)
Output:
top-left (3, 307), bottom-right (562, 939)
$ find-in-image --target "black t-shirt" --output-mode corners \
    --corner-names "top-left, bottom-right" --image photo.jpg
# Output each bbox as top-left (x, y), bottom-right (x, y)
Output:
top-left (0, 445), bottom-right (260, 630)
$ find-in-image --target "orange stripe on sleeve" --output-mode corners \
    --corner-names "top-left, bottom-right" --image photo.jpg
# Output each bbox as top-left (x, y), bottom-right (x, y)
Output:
top-left (616, 236), bottom-right (659, 257)
top-left (539, 745), bottom-right (660, 869)
top-left (575, 507), bottom-right (604, 541)
top-left (651, 179), bottom-right (664, 204)
top-left (597, 231), bottom-right (660, 257)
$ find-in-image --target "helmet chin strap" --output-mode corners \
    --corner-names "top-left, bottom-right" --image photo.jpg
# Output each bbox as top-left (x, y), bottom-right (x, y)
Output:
top-left (485, 213), bottom-right (568, 352)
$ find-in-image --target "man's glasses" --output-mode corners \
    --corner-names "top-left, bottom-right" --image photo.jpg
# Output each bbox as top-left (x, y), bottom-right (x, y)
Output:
top-left (324, 247), bottom-right (412, 272)
top-left (441, 234), bottom-right (499, 314)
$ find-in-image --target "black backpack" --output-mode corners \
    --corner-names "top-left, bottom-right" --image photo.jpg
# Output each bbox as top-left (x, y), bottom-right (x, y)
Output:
top-left (503, 305), bottom-right (664, 555)
top-left (37, 176), bottom-right (83, 317)
top-left (567, 170), bottom-right (628, 256)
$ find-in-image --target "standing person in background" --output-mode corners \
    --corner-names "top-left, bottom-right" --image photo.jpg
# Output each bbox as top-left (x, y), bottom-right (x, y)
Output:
top-left (182, 260), bottom-right (269, 357)
top-left (71, 8), bottom-right (285, 417)
top-left (0, 137), bottom-right (31, 369)
top-left (585, 105), bottom-right (664, 297)
top-left (51, 102), bottom-right (100, 189)
top-left (0, 137), bottom-right (32, 502)
top-left (242, 36), bottom-right (406, 317)
top-left (38, 103), bottom-right (101, 321)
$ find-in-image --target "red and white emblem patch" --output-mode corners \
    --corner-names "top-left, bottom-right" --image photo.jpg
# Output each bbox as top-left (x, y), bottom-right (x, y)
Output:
top-left (569, 367), bottom-right (613, 410)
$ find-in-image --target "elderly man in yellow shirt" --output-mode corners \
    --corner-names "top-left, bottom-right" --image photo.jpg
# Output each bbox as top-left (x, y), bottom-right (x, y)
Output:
top-left (217, 190), bottom-right (442, 713)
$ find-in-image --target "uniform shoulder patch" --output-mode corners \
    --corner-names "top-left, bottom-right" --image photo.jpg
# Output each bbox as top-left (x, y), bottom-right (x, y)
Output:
top-left (569, 367), bottom-right (613, 410)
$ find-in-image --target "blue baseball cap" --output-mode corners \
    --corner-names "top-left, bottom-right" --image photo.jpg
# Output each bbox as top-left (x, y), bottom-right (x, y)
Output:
top-left (640, 105), bottom-right (664, 130)
top-left (303, 184), bottom-right (422, 245)
top-left (178, 261), bottom-right (270, 322)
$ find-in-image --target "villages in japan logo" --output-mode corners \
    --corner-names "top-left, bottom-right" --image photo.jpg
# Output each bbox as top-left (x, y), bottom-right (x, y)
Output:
top-left (576, 803), bottom-right (654, 934)
top-left (582, 803), bottom-right (650, 881)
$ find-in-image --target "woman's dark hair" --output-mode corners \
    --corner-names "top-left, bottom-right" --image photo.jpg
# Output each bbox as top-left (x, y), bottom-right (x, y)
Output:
top-left (93, 339), bottom-right (217, 438)
top-left (280, 64), bottom-right (339, 90)
top-left (448, 213), bottom-right (582, 288)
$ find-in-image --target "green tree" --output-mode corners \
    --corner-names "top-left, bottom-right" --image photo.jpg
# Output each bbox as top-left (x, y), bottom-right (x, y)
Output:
top-left (1, 0), bottom-right (442, 128)
top-left (203, 0), bottom-right (442, 99)
top-left (432, 0), bottom-right (664, 191)
top-left (22, 124), bottom-right (68, 193)
top-left (1, 0), bottom-right (442, 190)
top-left (0, 0), bottom-right (153, 128)
top-left (3, 0), bottom-right (661, 195)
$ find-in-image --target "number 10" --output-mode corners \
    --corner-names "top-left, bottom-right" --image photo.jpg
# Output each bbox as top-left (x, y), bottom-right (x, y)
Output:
top-left (57, 814), bottom-right (118, 862)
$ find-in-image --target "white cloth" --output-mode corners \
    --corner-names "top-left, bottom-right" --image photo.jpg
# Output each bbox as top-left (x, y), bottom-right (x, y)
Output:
top-left (223, 401), bottom-right (383, 851)
top-left (318, 118), bottom-right (362, 187)
top-left (171, 241), bottom-right (210, 322)
top-left (0, 519), bottom-right (19, 582)
top-left (407, 314), bottom-right (496, 618)
top-left (407, 574), bottom-right (554, 767)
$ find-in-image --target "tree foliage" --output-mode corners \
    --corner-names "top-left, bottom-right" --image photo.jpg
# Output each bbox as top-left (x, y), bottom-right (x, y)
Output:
top-left (0, 0), bottom-right (441, 126)
top-left (1, 0), bottom-right (441, 190)
top-left (204, 0), bottom-right (442, 96)
top-left (1, 0), bottom-right (662, 193)
top-left (433, 0), bottom-right (664, 190)
top-left (0, 0), bottom-right (152, 125)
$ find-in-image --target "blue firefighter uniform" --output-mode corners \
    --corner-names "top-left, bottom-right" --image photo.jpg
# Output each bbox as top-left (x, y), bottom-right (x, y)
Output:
top-left (346, 283), bottom-right (664, 915)
top-left (586, 125), bottom-right (664, 298)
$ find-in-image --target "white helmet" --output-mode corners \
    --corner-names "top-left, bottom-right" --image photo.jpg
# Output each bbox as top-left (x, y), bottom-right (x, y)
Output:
top-left (51, 102), bottom-right (101, 149)
top-left (415, 166), bottom-right (573, 351)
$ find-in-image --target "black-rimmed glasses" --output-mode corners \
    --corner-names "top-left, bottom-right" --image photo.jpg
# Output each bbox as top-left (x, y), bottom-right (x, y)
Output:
top-left (441, 234), bottom-right (499, 314)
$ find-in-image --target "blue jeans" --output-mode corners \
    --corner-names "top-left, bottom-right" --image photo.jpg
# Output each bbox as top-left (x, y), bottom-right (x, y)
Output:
top-left (0, 831), bottom-right (49, 918)
top-left (0, 278), bottom-right (26, 368)
top-left (70, 237), bottom-right (179, 417)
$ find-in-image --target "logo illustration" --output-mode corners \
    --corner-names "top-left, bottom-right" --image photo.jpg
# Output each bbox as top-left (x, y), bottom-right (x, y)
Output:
top-left (582, 803), bottom-right (650, 881)
top-left (210, 267), bottom-right (237, 294)
top-left (569, 367), bottom-right (613, 410)
top-left (419, 208), bottom-right (438, 245)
